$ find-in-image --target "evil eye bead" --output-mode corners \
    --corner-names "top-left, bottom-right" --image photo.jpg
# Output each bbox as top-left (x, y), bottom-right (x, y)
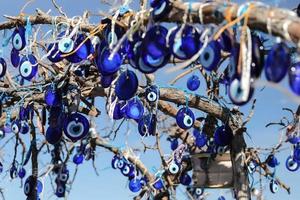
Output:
top-left (67, 34), bottom-right (93, 63)
top-left (12, 26), bottom-right (26, 51)
top-left (0, 162), bottom-right (3, 173)
top-left (56, 184), bottom-right (66, 198)
top-left (267, 155), bottom-right (279, 168)
top-left (269, 179), bottom-right (279, 194)
top-left (168, 162), bottom-right (180, 174)
top-left (194, 188), bottom-right (204, 196)
top-left (96, 47), bottom-right (122, 75)
top-left (228, 76), bottom-right (254, 106)
top-left (59, 169), bottom-right (69, 183)
top-left (11, 48), bottom-right (20, 68)
top-left (125, 98), bottom-right (144, 120)
top-left (115, 70), bottom-right (138, 101)
top-left (175, 107), bottom-right (195, 130)
top-left (285, 156), bottom-right (299, 172)
top-left (187, 75), bottom-right (200, 91)
top-left (44, 86), bottom-right (61, 107)
top-left (151, 0), bottom-right (171, 20)
top-left (46, 126), bottom-right (62, 145)
top-left (288, 62), bottom-right (300, 95)
top-left (11, 120), bottom-right (20, 134)
top-left (199, 40), bottom-right (221, 71)
top-left (19, 54), bottom-right (38, 81)
top-left (37, 179), bottom-right (43, 194)
top-left (24, 176), bottom-right (33, 196)
top-left (129, 178), bottom-right (142, 193)
top-left (179, 173), bottom-right (191, 186)
top-left (121, 164), bottom-right (134, 177)
top-left (145, 85), bottom-right (159, 103)
top-left (73, 153), bottom-right (84, 165)
top-left (58, 37), bottom-right (74, 53)
top-left (287, 135), bottom-right (300, 144)
top-left (195, 132), bottom-right (207, 148)
top-left (0, 58), bottom-right (7, 78)
top-left (214, 125), bottom-right (233, 146)
top-left (117, 158), bottom-right (125, 169)
top-left (169, 25), bottom-right (201, 60)
top-left (113, 101), bottom-right (126, 120)
top-left (153, 178), bottom-right (164, 190)
top-left (10, 165), bottom-right (17, 179)
top-left (170, 138), bottom-right (179, 150)
top-left (217, 31), bottom-right (232, 52)
top-left (18, 167), bottom-right (26, 178)
top-left (293, 147), bottom-right (300, 162)
top-left (63, 113), bottom-right (90, 141)
top-left (264, 42), bottom-right (290, 83)
top-left (247, 160), bottom-right (257, 174)
top-left (20, 121), bottom-right (30, 134)
top-left (101, 74), bottom-right (114, 88)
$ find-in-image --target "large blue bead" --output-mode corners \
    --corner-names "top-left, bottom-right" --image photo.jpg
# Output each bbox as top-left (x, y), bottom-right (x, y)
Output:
top-left (264, 43), bottom-right (290, 83)
top-left (129, 179), bottom-right (142, 193)
top-left (176, 107), bottom-right (195, 129)
top-left (214, 125), bottom-right (233, 146)
top-left (288, 62), bottom-right (300, 95)
top-left (115, 70), bottom-right (138, 100)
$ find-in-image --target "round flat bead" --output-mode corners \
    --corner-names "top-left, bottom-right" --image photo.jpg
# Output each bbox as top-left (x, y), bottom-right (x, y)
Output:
top-left (187, 75), bottom-right (200, 91)
top-left (115, 70), bottom-right (138, 100)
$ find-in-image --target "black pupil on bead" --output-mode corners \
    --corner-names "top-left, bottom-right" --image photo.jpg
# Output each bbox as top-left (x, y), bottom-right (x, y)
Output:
top-left (64, 43), bottom-right (69, 48)
top-left (204, 52), bottom-right (210, 60)
top-left (187, 118), bottom-right (191, 124)
top-left (73, 126), bottom-right (80, 133)
top-left (24, 68), bottom-right (28, 73)
top-left (15, 39), bottom-right (19, 44)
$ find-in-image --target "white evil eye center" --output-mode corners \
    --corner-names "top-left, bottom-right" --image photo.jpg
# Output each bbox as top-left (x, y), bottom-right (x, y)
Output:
top-left (0, 63), bottom-right (3, 74)
top-left (12, 124), bottom-right (19, 133)
top-left (20, 61), bottom-right (33, 77)
top-left (117, 160), bottom-right (125, 169)
top-left (147, 92), bottom-right (157, 102)
top-left (200, 46), bottom-right (214, 65)
top-left (60, 174), bottom-right (68, 182)
top-left (217, 146), bottom-right (226, 153)
top-left (67, 121), bottom-right (84, 137)
top-left (112, 158), bottom-right (119, 169)
top-left (195, 188), bottom-right (203, 195)
top-left (183, 115), bottom-right (193, 126)
top-left (13, 33), bottom-right (23, 50)
top-left (168, 162), bottom-right (179, 174)
top-left (0, 130), bottom-right (4, 137)
top-left (122, 165), bottom-right (130, 175)
top-left (58, 38), bottom-right (74, 53)
top-left (271, 181), bottom-right (279, 192)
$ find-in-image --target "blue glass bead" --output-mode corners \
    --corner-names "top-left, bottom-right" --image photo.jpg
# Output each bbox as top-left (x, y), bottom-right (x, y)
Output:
top-left (293, 147), bottom-right (300, 162)
top-left (18, 167), bottom-right (26, 178)
top-left (214, 125), bottom-right (233, 146)
top-left (264, 43), bottom-right (290, 83)
top-left (113, 101), bottom-right (126, 120)
top-left (129, 179), bottom-right (142, 193)
top-left (73, 153), bottom-right (84, 165)
top-left (96, 46), bottom-right (122, 75)
top-left (151, 0), bottom-right (171, 20)
top-left (217, 30), bottom-right (232, 52)
top-left (63, 113), bottom-right (90, 141)
top-left (44, 86), bottom-right (61, 107)
top-left (55, 184), bottom-right (66, 198)
top-left (111, 155), bottom-right (120, 169)
top-left (12, 26), bottom-right (26, 51)
top-left (125, 98), bottom-right (144, 120)
top-left (10, 165), bottom-right (17, 179)
top-left (46, 126), bottom-right (62, 145)
top-left (199, 40), bottom-right (221, 71)
top-left (168, 162), bottom-right (180, 174)
top-left (115, 70), bottom-right (138, 101)
top-left (11, 48), bottom-right (20, 68)
top-left (228, 76), bottom-right (254, 106)
top-left (169, 25), bottom-right (201, 60)
top-left (145, 85), bottom-right (159, 104)
top-left (269, 179), bottom-right (279, 193)
top-left (176, 107), bottom-right (195, 130)
top-left (19, 54), bottom-right (38, 81)
top-left (121, 163), bottom-right (134, 177)
top-left (47, 43), bottom-right (63, 63)
top-left (101, 74), bottom-right (114, 88)
top-left (187, 75), bottom-right (200, 91)
top-left (0, 58), bottom-right (7, 78)
top-left (288, 62), bottom-right (300, 95)
top-left (267, 155), bottom-right (279, 168)
top-left (251, 34), bottom-right (264, 78)
top-left (195, 132), bottom-right (207, 148)
top-left (0, 162), bottom-right (3, 173)
top-left (138, 114), bottom-right (157, 136)
top-left (20, 121), bottom-right (30, 134)
top-left (180, 173), bottom-right (191, 186)
top-left (11, 120), bottom-right (20, 134)
top-left (287, 135), bottom-right (300, 144)
top-left (170, 138), bottom-right (178, 150)
top-left (153, 178), bottom-right (164, 190)
top-left (285, 156), bottom-right (299, 172)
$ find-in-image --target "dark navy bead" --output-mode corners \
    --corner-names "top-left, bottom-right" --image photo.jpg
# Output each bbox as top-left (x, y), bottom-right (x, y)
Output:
top-left (264, 43), bottom-right (290, 83)
top-left (187, 75), bottom-right (200, 91)
top-left (129, 178), bottom-right (142, 193)
top-left (214, 125), bottom-right (233, 146)
top-left (46, 126), bottom-right (62, 145)
top-left (11, 48), bottom-right (20, 68)
top-left (0, 58), bottom-right (7, 78)
top-left (115, 70), bottom-right (138, 101)
top-left (179, 173), bottom-right (191, 186)
top-left (267, 155), bottom-right (279, 168)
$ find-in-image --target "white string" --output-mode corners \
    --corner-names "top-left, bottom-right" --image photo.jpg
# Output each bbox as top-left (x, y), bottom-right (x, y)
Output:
top-left (282, 20), bottom-right (292, 41)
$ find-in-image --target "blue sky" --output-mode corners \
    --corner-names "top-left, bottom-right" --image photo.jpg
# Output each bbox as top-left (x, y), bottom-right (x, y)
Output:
top-left (0, 0), bottom-right (299, 200)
